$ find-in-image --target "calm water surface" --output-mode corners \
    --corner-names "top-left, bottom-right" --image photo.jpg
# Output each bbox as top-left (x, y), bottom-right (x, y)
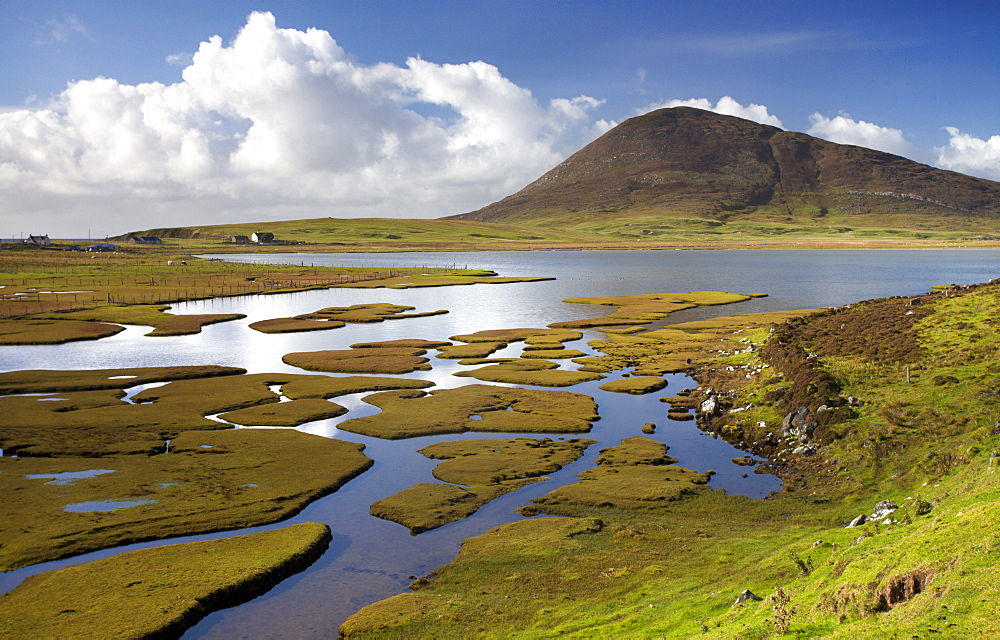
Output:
top-left (1, 249), bottom-right (997, 637)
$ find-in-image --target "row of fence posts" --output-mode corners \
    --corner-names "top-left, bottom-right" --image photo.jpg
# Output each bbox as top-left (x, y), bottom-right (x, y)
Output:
top-left (0, 268), bottom-right (402, 317)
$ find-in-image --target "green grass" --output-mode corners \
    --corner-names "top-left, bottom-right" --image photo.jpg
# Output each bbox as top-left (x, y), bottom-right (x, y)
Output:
top-left (218, 398), bottom-right (348, 426)
top-left (338, 384), bottom-right (599, 439)
top-left (370, 480), bottom-right (542, 535)
top-left (551, 292), bottom-right (760, 329)
top-left (370, 438), bottom-right (595, 534)
top-left (420, 438), bottom-right (596, 485)
top-left (0, 429), bottom-right (371, 570)
top-left (0, 365), bottom-right (244, 394)
top-left (453, 359), bottom-right (605, 387)
top-left (598, 376), bottom-right (668, 394)
top-left (0, 522), bottom-right (331, 639)
top-left (282, 346), bottom-right (433, 374)
top-left (38, 304), bottom-right (245, 336)
top-left (251, 303), bottom-right (448, 334)
top-left (436, 341), bottom-right (509, 359)
top-left (112, 208), bottom-right (1000, 254)
top-left (278, 375), bottom-right (434, 399)
top-left (0, 318), bottom-right (125, 344)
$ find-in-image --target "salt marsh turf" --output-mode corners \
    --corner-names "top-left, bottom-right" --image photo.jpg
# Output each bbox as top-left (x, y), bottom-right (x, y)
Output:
top-left (341, 281), bottom-right (1000, 638)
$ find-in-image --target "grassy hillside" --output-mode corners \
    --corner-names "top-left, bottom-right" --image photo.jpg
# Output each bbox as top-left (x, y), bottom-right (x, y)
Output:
top-left (117, 211), bottom-right (1000, 253)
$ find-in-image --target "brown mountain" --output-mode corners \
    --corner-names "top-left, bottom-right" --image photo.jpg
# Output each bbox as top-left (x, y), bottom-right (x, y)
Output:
top-left (449, 107), bottom-right (1000, 227)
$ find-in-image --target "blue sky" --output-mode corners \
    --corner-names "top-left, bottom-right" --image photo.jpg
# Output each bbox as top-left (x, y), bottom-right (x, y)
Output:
top-left (2, 1), bottom-right (999, 237)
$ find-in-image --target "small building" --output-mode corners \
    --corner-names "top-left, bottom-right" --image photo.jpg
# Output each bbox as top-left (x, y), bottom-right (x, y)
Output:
top-left (86, 243), bottom-right (120, 252)
top-left (127, 236), bottom-right (162, 245)
top-left (230, 235), bottom-right (251, 245)
top-left (251, 232), bottom-right (275, 243)
top-left (24, 234), bottom-right (51, 247)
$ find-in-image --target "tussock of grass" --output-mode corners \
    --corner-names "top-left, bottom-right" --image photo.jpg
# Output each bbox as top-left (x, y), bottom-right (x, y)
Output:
top-left (598, 376), bottom-right (667, 394)
top-left (0, 371), bottom-right (417, 456)
top-left (550, 292), bottom-right (758, 329)
top-left (0, 318), bottom-right (125, 345)
top-left (278, 375), bottom-right (434, 399)
top-left (248, 317), bottom-right (346, 333)
top-left (251, 304), bottom-right (447, 334)
top-left (338, 384), bottom-right (598, 439)
top-left (529, 436), bottom-right (706, 510)
top-left (0, 429), bottom-right (371, 570)
top-left (450, 328), bottom-right (582, 345)
top-left (370, 480), bottom-right (540, 535)
top-left (520, 348), bottom-right (587, 359)
top-left (0, 365), bottom-right (244, 394)
top-left (300, 303), bottom-right (446, 322)
top-left (454, 359), bottom-right (604, 387)
top-left (439, 327), bottom-right (584, 360)
top-left (0, 369), bottom-right (288, 456)
top-left (282, 346), bottom-right (432, 374)
top-left (0, 522), bottom-right (331, 639)
top-left (40, 304), bottom-right (245, 336)
top-left (436, 341), bottom-right (508, 359)
top-left (592, 436), bottom-right (678, 466)
top-left (583, 308), bottom-right (818, 377)
top-left (420, 438), bottom-right (596, 485)
top-left (349, 339), bottom-right (452, 349)
top-left (372, 438), bottom-right (594, 534)
top-left (218, 398), bottom-right (347, 426)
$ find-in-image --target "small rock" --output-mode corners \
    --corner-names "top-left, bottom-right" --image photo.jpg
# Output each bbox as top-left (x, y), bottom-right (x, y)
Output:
top-left (792, 444), bottom-right (818, 457)
top-left (871, 499), bottom-right (899, 521)
top-left (700, 396), bottom-right (719, 416)
top-left (733, 589), bottom-right (762, 605)
top-left (845, 514), bottom-right (867, 528)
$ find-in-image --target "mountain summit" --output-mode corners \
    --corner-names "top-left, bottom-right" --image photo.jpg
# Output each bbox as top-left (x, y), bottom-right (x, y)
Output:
top-left (449, 107), bottom-right (1000, 225)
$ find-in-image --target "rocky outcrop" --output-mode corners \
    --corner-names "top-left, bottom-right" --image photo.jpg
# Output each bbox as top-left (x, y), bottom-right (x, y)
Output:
top-left (782, 407), bottom-right (817, 443)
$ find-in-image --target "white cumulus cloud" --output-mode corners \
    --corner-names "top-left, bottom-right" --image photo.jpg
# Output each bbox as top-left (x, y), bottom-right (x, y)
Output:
top-left (639, 96), bottom-right (784, 128)
top-left (0, 11), bottom-right (607, 236)
top-left (806, 112), bottom-right (911, 157)
top-left (934, 127), bottom-right (1000, 180)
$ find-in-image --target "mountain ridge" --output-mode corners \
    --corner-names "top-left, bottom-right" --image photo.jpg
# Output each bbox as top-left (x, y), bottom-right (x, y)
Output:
top-left (449, 107), bottom-right (1000, 224)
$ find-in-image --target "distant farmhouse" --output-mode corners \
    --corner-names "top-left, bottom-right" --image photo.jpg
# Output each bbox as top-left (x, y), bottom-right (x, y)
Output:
top-left (86, 243), bottom-right (120, 252)
top-left (228, 231), bottom-right (300, 246)
top-left (24, 234), bottom-right (51, 247)
top-left (127, 235), bottom-right (162, 245)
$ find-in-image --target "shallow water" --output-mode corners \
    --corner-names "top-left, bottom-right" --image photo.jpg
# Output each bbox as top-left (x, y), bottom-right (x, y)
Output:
top-left (0, 249), bottom-right (997, 637)
top-left (63, 499), bottom-right (157, 512)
